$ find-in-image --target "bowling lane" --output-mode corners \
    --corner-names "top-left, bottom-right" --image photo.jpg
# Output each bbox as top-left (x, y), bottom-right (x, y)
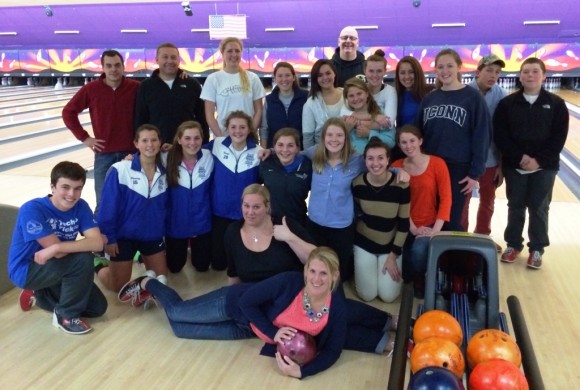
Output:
top-left (0, 129), bottom-right (88, 162)
top-left (558, 90), bottom-right (580, 106)
top-left (0, 113), bottom-right (90, 141)
top-left (564, 115), bottom-right (580, 159)
top-left (0, 88), bottom-right (78, 102)
top-left (0, 105), bottom-right (74, 128)
top-left (0, 93), bottom-right (75, 109)
top-left (0, 99), bottom-right (71, 116)
top-left (0, 147), bottom-right (95, 176)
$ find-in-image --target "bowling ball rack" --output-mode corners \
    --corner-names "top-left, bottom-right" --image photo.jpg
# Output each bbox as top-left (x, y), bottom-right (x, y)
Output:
top-left (387, 232), bottom-right (545, 390)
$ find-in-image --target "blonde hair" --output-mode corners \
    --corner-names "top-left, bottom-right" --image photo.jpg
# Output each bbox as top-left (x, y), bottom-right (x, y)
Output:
top-left (312, 118), bottom-right (354, 173)
top-left (219, 37), bottom-right (250, 93)
top-left (305, 247), bottom-right (340, 292)
top-left (241, 183), bottom-right (270, 209)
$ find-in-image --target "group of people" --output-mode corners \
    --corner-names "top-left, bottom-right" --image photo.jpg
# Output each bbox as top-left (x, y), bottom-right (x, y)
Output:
top-left (7, 25), bottom-right (569, 379)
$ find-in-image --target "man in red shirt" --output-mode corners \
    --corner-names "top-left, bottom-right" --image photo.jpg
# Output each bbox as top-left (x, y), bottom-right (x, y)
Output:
top-left (62, 50), bottom-right (139, 213)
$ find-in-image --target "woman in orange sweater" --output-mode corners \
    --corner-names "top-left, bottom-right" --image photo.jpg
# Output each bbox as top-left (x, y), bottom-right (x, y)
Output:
top-left (390, 125), bottom-right (452, 297)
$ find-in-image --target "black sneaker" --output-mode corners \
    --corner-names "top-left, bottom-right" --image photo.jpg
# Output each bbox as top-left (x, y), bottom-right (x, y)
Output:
top-left (52, 310), bottom-right (92, 335)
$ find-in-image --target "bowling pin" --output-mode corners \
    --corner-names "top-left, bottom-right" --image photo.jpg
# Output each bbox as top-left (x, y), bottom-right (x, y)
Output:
top-left (566, 50), bottom-right (578, 60)
top-left (54, 77), bottom-right (63, 90)
top-left (471, 46), bottom-right (480, 61)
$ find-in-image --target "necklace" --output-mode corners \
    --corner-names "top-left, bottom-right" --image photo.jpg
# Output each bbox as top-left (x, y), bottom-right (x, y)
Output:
top-left (252, 234), bottom-right (258, 243)
top-left (367, 173), bottom-right (390, 194)
top-left (302, 291), bottom-right (329, 322)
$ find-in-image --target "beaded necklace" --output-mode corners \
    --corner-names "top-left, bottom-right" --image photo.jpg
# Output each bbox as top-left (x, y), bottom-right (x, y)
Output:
top-left (302, 291), bottom-right (329, 322)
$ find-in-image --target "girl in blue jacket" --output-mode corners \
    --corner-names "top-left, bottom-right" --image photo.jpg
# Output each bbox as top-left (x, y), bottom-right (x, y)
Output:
top-left (165, 121), bottom-right (214, 273)
top-left (208, 110), bottom-right (262, 270)
top-left (97, 124), bottom-right (169, 296)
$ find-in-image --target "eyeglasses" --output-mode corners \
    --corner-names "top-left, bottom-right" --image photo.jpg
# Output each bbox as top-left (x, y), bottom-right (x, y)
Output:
top-left (340, 35), bottom-right (358, 41)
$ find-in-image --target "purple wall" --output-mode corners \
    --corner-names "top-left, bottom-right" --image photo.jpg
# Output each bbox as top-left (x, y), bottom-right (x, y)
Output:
top-left (0, 1), bottom-right (578, 49)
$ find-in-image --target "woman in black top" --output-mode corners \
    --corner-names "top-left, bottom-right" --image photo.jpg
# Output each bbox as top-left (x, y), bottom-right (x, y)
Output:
top-left (225, 183), bottom-right (316, 284)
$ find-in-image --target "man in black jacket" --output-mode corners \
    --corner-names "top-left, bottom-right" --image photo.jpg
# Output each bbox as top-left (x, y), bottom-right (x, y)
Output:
top-left (135, 43), bottom-right (209, 149)
top-left (494, 58), bottom-right (569, 270)
top-left (331, 26), bottom-right (365, 87)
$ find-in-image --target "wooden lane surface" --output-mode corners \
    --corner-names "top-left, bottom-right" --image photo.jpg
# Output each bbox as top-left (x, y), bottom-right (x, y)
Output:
top-left (0, 87), bottom-right (79, 102)
top-left (0, 99), bottom-right (70, 116)
top-left (0, 128), bottom-right (91, 161)
top-left (0, 96), bottom-right (74, 110)
top-left (0, 114), bottom-right (90, 141)
top-left (558, 89), bottom-right (580, 106)
top-left (0, 147), bottom-right (95, 176)
top-left (0, 90), bottom-right (76, 107)
top-left (563, 116), bottom-right (580, 162)
top-left (0, 86), bottom-right (54, 94)
top-left (0, 107), bottom-right (75, 129)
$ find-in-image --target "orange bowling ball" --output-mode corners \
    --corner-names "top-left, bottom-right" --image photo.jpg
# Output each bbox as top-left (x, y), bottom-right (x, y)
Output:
top-left (410, 337), bottom-right (466, 378)
top-left (467, 329), bottom-right (522, 369)
top-left (413, 310), bottom-right (463, 347)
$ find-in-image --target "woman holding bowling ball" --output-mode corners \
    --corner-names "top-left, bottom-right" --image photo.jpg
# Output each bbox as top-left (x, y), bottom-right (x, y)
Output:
top-left (119, 247), bottom-right (397, 378)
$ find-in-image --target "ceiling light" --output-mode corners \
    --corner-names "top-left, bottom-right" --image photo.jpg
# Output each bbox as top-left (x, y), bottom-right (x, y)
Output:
top-left (352, 25), bottom-right (379, 30)
top-left (432, 23), bottom-right (466, 28)
top-left (54, 30), bottom-right (80, 34)
top-left (523, 20), bottom-right (560, 25)
top-left (264, 27), bottom-right (295, 32)
top-left (0, 32), bottom-right (18, 36)
top-left (120, 29), bottom-right (148, 33)
top-left (191, 28), bottom-right (210, 32)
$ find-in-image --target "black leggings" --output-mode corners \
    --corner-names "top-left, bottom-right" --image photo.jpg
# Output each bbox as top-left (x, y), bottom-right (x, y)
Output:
top-left (166, 233), bottom-right (212, 273)
top-left (306, 218), bottom-right (355, 281)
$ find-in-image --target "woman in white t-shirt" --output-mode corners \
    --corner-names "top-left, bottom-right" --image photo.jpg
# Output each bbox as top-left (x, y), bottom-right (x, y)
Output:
top-left (201, 37), bottom-right (265, 138)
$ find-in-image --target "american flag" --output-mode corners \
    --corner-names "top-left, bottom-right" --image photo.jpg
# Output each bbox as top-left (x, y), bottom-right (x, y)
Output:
top-left (209, 15), bottom-right (247, 40)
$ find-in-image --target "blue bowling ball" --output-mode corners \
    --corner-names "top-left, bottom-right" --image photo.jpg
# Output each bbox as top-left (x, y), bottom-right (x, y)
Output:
top-left (408, 366), bottom-right (465, 390)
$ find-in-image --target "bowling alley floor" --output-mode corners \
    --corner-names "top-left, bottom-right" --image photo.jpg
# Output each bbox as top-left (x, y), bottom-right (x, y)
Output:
top-left (1, 181), bottom-right (579, 389)
top-left (1, 88), bottom-right (580, 388)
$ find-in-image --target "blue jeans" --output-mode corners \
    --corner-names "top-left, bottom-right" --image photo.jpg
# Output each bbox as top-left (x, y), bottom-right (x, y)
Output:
top-left (94, 152), bottom-right (133, 214)
top-left (24, 252), bottom-right (108, 318)
top-left (146, 280), bottom-right (255, 340)
top-left (503, 168), bottom-right (557, 253)
top-left (402, 235), bottom-right (431, 281)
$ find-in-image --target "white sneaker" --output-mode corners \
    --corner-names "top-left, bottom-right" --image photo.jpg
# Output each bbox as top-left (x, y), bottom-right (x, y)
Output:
top-left (156, 274), bottom-right (168, 285)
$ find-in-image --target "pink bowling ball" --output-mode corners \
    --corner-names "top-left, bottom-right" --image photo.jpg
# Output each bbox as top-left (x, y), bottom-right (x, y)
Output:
top-left (276, 330), bottom-right (317, 366)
